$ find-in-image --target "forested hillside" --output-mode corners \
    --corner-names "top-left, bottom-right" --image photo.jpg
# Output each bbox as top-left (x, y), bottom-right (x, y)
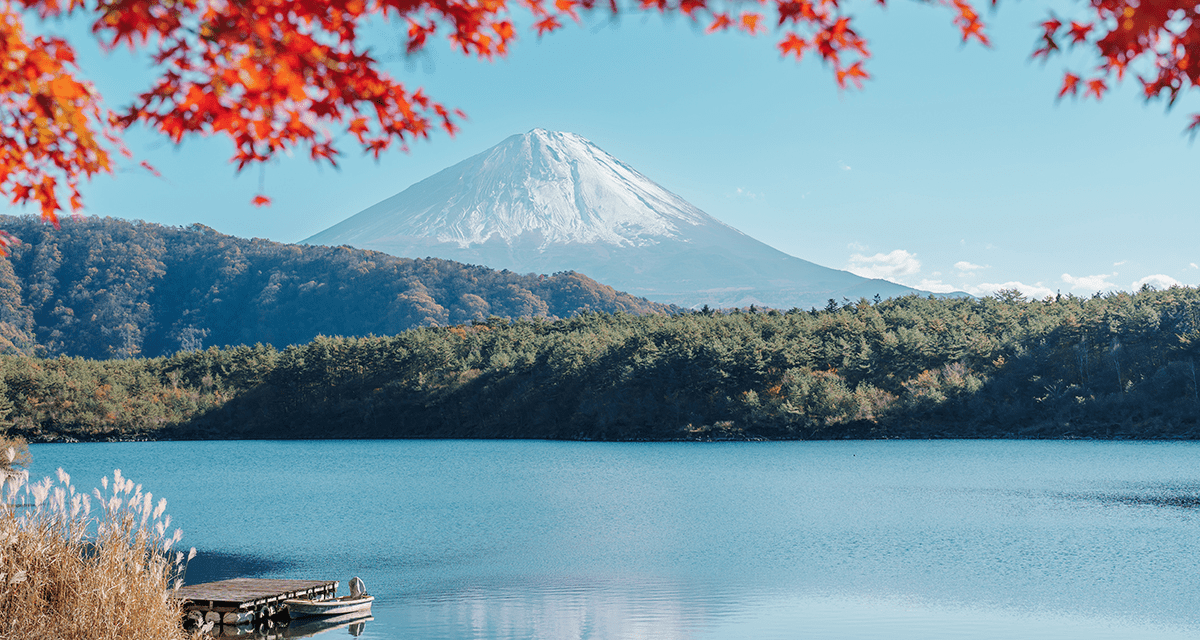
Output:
top-left (4, 287), bottom-right (1200, 442)
top-left (0, 215), bottom-right (671, 358)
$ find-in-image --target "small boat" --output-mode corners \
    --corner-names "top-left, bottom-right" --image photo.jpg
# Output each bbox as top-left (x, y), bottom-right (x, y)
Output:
top-left (283, 577), bottom-right (373, 619)
top-left (282, 613), bottom-right (373, 638)
top-left (284, 595), bottom-right (373, 618)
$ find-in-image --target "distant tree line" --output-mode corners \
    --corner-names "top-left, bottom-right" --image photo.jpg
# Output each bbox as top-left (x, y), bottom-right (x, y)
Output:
top-left (0, 215), bottom-right (671, 359)
top-left (4, 286), bottom-right (1200, 441)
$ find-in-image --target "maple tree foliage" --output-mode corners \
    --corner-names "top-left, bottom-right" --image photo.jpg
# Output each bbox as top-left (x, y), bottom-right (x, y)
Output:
top-left (0, 0), bottom-right (1197, 253)
top-left (0, 2), bottom-right (120, 251)
top-left (1033, 0), bottom-right (1200, 122)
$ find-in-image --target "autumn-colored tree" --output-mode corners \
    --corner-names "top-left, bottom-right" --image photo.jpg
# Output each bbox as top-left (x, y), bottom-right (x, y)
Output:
top-left (0, 0), bottom-right (1197, 247)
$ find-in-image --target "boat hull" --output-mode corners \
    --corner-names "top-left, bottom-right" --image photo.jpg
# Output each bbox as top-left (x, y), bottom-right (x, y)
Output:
top-left (283, 595), bottom-right (374, 619)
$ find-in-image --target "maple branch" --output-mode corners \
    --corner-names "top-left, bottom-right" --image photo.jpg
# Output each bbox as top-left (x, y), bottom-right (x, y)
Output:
top-left (0, 1), bottom-right (122, 230)
top-left (1036, 0), bottom-right (1200, 128)
top-left (0, 0), bottom-right (1196, 220)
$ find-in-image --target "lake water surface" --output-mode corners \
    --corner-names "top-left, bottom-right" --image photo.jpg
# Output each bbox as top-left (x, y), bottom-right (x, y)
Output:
top-left (25, 440), bottom-right (1200, 639)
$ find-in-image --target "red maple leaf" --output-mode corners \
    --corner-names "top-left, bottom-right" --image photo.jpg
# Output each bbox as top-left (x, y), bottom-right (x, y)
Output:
top-left (1188, 114), bottom-right (1200, 139)
top-left (740, 12), bottom-right (764, 35)
top-left (1068, 21), bottom-right (1092, 45)
top-left (0, 230), bottom-right (20, 256)
top-left (1059, 73), bottom-right (1081, 98)
top-left (778, 33), bottom-right (808, 60)
top-left (140, 161), bottom-right (161, 178)
top-left (533, 15), bottom-right (562, 36)
top-left (836, 61), bottom-right (870, 89)
top-left (3, 0), bottom-right (1198, 220)
top-left (707, 13), bottom-right (733, 33)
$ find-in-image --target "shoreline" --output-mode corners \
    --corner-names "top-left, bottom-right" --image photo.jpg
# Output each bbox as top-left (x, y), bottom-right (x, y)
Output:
top-left (22, 432), bottom-right (1200, 444)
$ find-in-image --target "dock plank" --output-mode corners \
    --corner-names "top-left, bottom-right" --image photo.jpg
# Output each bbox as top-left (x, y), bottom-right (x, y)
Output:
top-left (176, 578), bottom-right (338, 613)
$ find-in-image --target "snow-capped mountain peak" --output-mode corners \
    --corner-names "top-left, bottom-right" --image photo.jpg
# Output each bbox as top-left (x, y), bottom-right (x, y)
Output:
top-left (306, 129), bottom-right (934, 310)
top-left (310, 128), bottom-right (722, 251)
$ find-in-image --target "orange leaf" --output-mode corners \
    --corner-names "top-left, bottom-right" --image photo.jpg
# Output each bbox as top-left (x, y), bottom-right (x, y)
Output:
top-left (49, 76), bottom-right (82, 100)
top-left (1068, 21), bottom-right (1092, 44)
top-left (534, 15), bottom-right (562, 35)
top-left (740, 13), bottom-right (763, 34)
top-left (1058, 73), bottom-right (1080, 98)
top-left (251, 194), bottom-right (272, 207)
top-left (493, 21), bottom-right (515, 42)
top-left (0, 231), bottom-right (20, 256)
top-left (555, 0), bottom-right (581, 21)
top-left (707, 13), bottom-right (732, 33)
top-left (947, 0), bottom-right (989, 45)
top-left (778, 33), bottom-right (808, 59)
top-left (835, 61), bottom-right (870, 89)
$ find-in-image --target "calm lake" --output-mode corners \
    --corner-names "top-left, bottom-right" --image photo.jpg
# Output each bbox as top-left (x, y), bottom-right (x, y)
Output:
top-left (25, 440), bottom-right (1200, 639)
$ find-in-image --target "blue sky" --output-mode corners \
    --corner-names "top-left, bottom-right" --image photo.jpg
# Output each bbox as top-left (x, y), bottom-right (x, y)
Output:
top-left (10, 0), bottom-right (1199, 300)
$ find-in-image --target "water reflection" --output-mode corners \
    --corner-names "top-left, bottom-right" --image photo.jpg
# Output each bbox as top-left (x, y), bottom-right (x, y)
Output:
top-left (391, 577), bottom-right (733, 640)
top-left (212, 614), bottom-right (372, 639)
top-left (374, 586), bottom-right (1200, 640)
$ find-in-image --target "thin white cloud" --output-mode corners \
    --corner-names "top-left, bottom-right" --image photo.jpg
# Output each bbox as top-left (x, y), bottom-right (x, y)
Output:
top-left (964, 281), bottom-right (1056, 301)
top-left (1132, 274), bottom-right (1181, 290)
top-left (1113, 260), bottom-right (1128, 267)
top-left (1190, 263), bottom-right (1198, 270)
top-left (838, 160), bottom-right (852, 171)
top-left (1062, 272), bottom-right (1119, 293)
top-left (732, 187), bottom-right (762, 200)
top-left (848, 249), bottom-right (921, 281)
top-left (913, 279), bottom-right (959, 294)
top-left (954, 261), bottom-right (989, 278)
top-left (847, 241), bottom-right (868, 252)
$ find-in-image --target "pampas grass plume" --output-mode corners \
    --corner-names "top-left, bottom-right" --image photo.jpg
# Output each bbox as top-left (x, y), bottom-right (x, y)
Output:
top-left (0, 464), bottom-right (202, 639)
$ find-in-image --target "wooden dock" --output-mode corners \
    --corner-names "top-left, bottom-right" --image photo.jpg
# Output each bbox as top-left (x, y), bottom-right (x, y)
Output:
top-left (175, 578), bottom-right (338, 625)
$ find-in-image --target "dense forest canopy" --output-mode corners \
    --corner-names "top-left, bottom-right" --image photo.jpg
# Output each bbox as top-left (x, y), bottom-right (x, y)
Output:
top-left (0, 215), bottom-right (671, 359)
top-left (4, 286), bottom-right (1200, 442)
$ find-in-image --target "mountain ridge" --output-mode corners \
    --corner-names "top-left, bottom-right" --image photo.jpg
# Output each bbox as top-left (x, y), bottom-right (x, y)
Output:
top-left (0, 215), bottom-right (672, 359)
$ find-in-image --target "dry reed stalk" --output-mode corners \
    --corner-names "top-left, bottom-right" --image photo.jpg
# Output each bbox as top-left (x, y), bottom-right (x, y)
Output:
top-left (0, 438), bottom-right (30, 485)
top-left (0, 467), bottom-right (200, 640)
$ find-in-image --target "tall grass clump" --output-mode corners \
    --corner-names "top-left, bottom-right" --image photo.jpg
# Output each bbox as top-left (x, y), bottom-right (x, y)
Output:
top-left (0, 459), bottom-right (197, 640)
top-left (0, 437), bottom-right (30, 483)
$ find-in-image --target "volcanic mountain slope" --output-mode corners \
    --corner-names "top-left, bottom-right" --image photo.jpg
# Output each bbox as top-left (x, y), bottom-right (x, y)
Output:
top-left (305, 129), bottom-right (932, 309)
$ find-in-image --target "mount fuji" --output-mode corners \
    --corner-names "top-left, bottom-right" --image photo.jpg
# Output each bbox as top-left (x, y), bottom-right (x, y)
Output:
top-left (305, 129), bottom-right (931, 309)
